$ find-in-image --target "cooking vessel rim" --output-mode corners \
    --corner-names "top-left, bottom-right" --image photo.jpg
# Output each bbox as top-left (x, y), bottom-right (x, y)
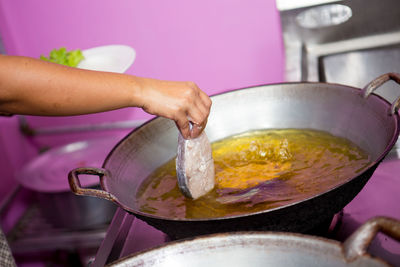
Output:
top-left (102, 80), bottom-right (398, 167)
top-left (100, 81), bottom-right (400, 222)
top-left (107, 230), bottom-right (390, 267)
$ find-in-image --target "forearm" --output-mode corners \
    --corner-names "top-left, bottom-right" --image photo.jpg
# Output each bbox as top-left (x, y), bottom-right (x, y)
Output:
top-left (0, 55), bottom-right (142, 116)
top-left (0, 55), bottom-right (212, 138)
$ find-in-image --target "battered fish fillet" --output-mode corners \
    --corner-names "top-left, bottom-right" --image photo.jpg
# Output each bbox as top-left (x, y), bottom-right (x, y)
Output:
top-left (176, 131), bottom-right (215, 199)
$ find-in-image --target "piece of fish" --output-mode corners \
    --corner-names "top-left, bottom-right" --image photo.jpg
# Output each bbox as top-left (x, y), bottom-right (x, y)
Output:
top-left (176, 131), bottom-right (215, 199)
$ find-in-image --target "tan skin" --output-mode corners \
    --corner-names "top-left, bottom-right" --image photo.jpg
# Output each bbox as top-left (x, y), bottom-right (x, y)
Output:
top-left (0, 55), bottom-right (211, 139)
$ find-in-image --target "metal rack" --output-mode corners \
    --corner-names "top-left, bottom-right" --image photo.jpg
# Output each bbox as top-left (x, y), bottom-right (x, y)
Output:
top-left (7, 204), bottom-right (107, 254)
top-left (5, 199), bottom-right (109, 266)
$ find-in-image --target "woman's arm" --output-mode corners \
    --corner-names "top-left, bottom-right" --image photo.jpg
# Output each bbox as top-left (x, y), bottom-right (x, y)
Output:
top-left (0, 55), bottom-right (211, 138)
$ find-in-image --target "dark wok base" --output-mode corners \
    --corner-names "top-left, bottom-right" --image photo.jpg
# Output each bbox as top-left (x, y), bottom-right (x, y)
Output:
top-left (134, 164), bottom-right (378, 240)
top-left (162, 215), bottom-right (335, 242)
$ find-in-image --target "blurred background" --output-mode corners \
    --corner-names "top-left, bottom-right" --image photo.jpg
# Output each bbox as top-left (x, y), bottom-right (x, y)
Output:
top-left (1, 0), bottom-right (400, 266)
top-left (0, 1), bottom-right (284, 266)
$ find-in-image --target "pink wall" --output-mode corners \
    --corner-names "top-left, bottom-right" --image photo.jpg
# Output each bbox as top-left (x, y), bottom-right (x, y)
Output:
top-left (0, 0), bottom-right (284, 182)
top-left (0, 0), bottom-right (284, 89)
top-left (0, 1), bottom-right (284, 263)
top-left (0, 0), bottom-right (285, 149)
top-left (0, 0), bottom-right (284, 121)
top-left (0, 117), bottom-right (36, 200)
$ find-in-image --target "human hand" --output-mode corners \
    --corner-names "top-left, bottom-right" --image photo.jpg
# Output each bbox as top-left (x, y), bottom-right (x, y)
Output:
top-left (135, 77), bottom-right (212, 139)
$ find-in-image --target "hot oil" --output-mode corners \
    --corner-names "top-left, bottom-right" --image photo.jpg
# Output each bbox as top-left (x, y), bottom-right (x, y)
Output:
top-left (136, 129), bottom-right (371, 219)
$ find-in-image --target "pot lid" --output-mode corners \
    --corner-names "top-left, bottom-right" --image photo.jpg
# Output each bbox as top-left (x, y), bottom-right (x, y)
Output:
top-left (15, 136), bottom-right (121, 193)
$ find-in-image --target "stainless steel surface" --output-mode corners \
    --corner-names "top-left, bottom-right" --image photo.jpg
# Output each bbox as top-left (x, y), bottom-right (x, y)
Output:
top-left (322, 45), bottom-right (400, 103)
top-left (108, 217), bottom-right (399, 267)
top-left (279, 0), bottom-right (400, 163)
top-left (70, 75), bottom-right (400, 239)
top-left (279, 0), bottom-right (400, 83)
top-left (276, 0), bottom-right (344, 11)
top-left (295, 4), bottom-right (352, 29)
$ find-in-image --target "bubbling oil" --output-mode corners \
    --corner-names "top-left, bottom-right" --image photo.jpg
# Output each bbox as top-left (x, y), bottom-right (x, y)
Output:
top-left (135, 129), bottom-right (371, 219)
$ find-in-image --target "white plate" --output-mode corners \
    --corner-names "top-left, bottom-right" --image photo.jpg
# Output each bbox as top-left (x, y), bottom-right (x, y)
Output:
top-left (77, 45), bottom-right (136, 73)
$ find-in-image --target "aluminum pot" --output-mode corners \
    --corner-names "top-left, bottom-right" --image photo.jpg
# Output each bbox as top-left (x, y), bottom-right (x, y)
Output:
top-left (69, 73), bottom-right (400, 238)
top-left (107, 217), bottom-right (400, 267)
top-left (34, 185), bottom-right (117, 230)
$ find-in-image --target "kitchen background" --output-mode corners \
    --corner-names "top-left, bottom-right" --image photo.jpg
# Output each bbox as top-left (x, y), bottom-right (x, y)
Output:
top-left (0, 0), bottom-right (284, 266)
top-left (1, 0), bottom-right (400, 266)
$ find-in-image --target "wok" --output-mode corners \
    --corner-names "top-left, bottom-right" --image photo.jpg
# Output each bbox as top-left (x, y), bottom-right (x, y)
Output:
top-left (107, 217), bottom-right (400, 267)
top-left (69, 73), bottom-right (400, 239)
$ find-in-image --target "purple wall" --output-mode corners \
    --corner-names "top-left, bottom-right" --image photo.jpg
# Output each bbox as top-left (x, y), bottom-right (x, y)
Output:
top-left (0, 0), bottom-right (285, 146)
top-left (0, 0), bottom-right (284, 213)
top-left (0, 0), bottom-right (284, 90)
top-left (0, 1), bottom-right (284, 264)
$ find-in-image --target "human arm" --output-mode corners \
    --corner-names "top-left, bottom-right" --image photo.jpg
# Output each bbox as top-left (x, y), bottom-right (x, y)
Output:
top-left (0, 55), bottom-right (211, 138)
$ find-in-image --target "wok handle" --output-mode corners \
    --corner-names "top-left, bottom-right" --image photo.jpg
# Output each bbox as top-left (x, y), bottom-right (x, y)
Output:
top-left (342, 216), bottom-right (400, 261)
top-left (362, 72), bottom-right (400, 115)
top-left (68, 167), bottom-right (117, 202)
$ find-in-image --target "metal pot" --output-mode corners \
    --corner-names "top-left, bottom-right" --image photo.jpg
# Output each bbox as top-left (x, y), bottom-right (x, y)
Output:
top-left (34, 186), bottom-right (116, 230)
top-left (107, 216), bottom-right (400, 267)
top-left (69, 73), bottom-right (400, 238)
top-left (17, 137), bottom-right (119, 230)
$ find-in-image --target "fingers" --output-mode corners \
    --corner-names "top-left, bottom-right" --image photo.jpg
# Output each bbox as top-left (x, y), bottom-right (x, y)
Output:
top-left (186, 103), bottom-right (207, 138)
top-left (176, 99), bottom-right (209, 139)
top-left (139, 78), bottom-right (211, 139)
top-left (190, 120), bottom-right (207, 139)
top-left (185, 84), bottom-right (212, 139)
top-left (175, 114), bottom-right (191, 139)
top-left (199, 89), bottom-right (212, 113)
top-left (176, 118), bottom-right (205, 140)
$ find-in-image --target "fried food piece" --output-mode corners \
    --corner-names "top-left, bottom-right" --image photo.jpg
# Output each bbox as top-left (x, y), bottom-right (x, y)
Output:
top-left (176, 131), bottom-right (215, 199)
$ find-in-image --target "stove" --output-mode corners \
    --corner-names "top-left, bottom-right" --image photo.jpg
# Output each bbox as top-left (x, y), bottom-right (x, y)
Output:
top-left (90, 149), bottom-right (400, 267)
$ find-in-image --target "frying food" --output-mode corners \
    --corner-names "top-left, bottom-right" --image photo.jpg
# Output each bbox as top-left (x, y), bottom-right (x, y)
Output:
top-left (136, 129), bottom-right (371, 219)
top-left (176, 131), bottom-right (215, 199)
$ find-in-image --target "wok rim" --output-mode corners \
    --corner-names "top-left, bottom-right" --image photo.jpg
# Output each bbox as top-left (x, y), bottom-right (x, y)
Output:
top-left (101, 81), bottom-right (400, 222)
top-left (106, 231), bottom-right (391, 267)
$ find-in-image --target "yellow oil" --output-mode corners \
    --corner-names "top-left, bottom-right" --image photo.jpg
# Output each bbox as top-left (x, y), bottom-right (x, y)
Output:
top-left (135, 129), bottom-right (371, 219)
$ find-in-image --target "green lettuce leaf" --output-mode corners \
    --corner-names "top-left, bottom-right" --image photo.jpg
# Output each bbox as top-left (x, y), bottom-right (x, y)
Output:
top-left (40, 47), bottom-right (84, 67)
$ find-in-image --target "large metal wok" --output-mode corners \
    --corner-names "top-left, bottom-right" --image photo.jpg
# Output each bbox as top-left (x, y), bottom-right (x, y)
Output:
top-left (107, 217), bottom-right (400, 267)
top-left (69, 73), bottom-right (400, 239)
